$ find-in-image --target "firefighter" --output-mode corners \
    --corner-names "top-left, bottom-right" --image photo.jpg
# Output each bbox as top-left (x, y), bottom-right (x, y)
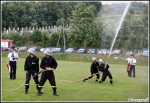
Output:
top-left (37, 49), bottom-right (59, 96)
top-left (98, 59), bottom-right (113, 84)
top-left (7, 46), bottom-right (19, 80)
top-left (83, 57), bottom-right (100, 83)
top-left (24, 48), bottom-right (40, 94)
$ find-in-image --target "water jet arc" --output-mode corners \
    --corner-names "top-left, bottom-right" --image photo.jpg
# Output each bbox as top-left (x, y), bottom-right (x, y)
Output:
top-left (106, 2), bottom-right (131, 63)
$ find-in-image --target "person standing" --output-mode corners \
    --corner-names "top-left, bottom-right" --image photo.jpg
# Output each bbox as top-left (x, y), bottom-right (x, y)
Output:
top-left (7, 46), bottom-right (18, 80)
top-left (24, 48), bottom-right (40, 94)
top-left (98, 59), bottom-right (113, 84)
top-left (83, 57), bottom-right (100, 83)
top-left (117, 54), bottom-right (137, 77)
top-left (37, 49), bottom-right (59, 96)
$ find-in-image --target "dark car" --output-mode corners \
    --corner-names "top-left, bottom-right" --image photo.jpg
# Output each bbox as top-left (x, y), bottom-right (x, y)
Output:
top-left (87, 49), bottom-right (96, 54)
top-left (76, 48), bottom-right (86, 54)
top-left (114, 50), bottom-right (122, 55)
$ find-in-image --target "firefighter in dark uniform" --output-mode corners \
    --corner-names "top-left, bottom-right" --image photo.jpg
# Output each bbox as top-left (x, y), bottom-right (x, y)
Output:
top-left (83, 57), bottom-right (100, 83)
top-left (7, 46), bottom-right (19, 80)
top-left (37, 49), bottom-right (59, 96)
top-left (98, 59), bottom-right (113, 84)
top-left (24, 48), bottom-right (40, 94)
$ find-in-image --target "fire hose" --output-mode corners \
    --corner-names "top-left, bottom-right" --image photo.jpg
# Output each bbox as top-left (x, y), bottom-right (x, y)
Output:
top-left (3, 64), bottom-right (102, 91)
top-left (73, 71), bottom-right (102, 82)
top-left (2, 68), bottom-right (48, 92)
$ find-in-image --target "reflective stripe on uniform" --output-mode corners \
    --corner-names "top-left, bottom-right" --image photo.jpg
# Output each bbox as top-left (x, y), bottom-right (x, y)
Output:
top-left (25, 84), bottom-right (29, 85)
top-left (32, 62), bottom-right (36, 64)
top-left (51, 86), bottom-right (57, 88)
top-left (38, 86), bottom-right (43, 87)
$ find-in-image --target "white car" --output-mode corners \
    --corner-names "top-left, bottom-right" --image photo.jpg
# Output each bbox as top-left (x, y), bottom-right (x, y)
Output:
top-left (98, 49), bottom-right (108, 55)
top-left (40, 48), bottom-right (45, 52)
top-left (65, 48), bottom-right (76, 53)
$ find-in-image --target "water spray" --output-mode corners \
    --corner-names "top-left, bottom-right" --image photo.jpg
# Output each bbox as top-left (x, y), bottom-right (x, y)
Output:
top-left (106, 2), bottom-right (131, 63)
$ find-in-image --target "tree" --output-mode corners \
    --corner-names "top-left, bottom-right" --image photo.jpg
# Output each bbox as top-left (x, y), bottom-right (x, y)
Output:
top-left (8, 30), bottom-right (27, 46)
top-left (30, 30), bottom-right (43, 46)
top-left (70, 2), bottom-right (96, 47)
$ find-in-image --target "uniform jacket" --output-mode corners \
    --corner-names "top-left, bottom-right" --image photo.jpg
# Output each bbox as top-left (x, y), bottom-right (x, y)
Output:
top-left (40, 56), bottom-right (58, 70)
top-left (90, 62), bottom-right (100, 73)
top-left (24, 56), bottom-right (39, 73)
top-left (99, 63), bottom-right (109, 72)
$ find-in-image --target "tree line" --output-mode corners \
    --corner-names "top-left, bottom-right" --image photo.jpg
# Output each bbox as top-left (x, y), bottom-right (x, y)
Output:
top-left (2, 1), bottom-right (148, 50)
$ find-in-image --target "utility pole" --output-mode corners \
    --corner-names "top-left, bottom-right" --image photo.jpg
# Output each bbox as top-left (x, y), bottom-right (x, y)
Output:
top-left (61, 18), bottom-right (66, 51)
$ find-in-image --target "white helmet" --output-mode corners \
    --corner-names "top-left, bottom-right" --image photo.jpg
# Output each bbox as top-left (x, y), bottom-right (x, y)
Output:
top-left (92, 57), bottom-right (96, 61)
top-left (43, 49), bottom-right (51, 55)
top-left (99, 59), bottom-right (103, 63)
top-left (28, 48), bottom-right (35, 55)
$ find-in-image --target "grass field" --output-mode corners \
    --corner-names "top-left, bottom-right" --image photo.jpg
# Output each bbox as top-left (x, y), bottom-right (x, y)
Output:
top-left (1, 57), bottom-right (149, 102)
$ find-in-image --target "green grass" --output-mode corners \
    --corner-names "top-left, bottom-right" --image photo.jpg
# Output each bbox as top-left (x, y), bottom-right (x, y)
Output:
top-left (1, 57), bottom-right (149, 102)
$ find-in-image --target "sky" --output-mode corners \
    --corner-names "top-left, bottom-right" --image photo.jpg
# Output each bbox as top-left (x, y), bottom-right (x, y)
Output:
top-left (101, 1), bottom-right (149, 4)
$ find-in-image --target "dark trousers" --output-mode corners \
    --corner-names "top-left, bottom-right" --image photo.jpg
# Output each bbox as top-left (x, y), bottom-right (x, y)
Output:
top-left (101, 70), bottom-right (113, 82)
top-left (130, 65), bottom-right (135, 77)
top-left (9, 61), bottom-right (16, 79)
top-left (38, 71), bottom-right (57, 92)
top-left (127, 70), bottom-right (131, 77)
top-left (25, 70), bottom-right (39, 90)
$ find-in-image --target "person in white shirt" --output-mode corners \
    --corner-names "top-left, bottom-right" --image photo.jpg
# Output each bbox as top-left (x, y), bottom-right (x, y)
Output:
top-left (7, 46), bottom-right (19, 80)
top-left (115, 54), bottom-right (137, 77)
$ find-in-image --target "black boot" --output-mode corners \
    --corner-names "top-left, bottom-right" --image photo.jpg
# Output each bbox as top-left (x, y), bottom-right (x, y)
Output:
top-left (53, 88), bottom-right (59, 96)
top-left (25, 85), bottom-right (29, 94)
top-left (25, 89), bottom-right (28, 94)
top-left (10, 73), bottom-right (12, 79)
top-left (37, 91), bottom-right (42, 96)
top-left (99, 80), bottom-right (103, 83)
top-left (37, 86), bottom-right (42, 96)
top-left (110, 80), bottom-right (113, 84)
top-left (95, 79), bottom-right (98, 83)
top-left (37, 89), bottom-right (43, 96)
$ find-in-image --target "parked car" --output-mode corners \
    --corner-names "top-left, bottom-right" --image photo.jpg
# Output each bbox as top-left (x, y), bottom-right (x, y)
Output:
top-left (106, 50), bottom-right (114, 55)
top-left (30, 47), bottom-right (40, 52)
top-left (113, 50), bottom-right (122, 55)
top-left (98, 49), bottom-right (108, 55)
top-left (53, 48), bottom-right (63, 53)
top-left (40, 48), bottom-right (45, 52)
top-left (19, 47), bottom-right (27, 52)
top-left (50, 47), bottom-right (57, 53)
top-left (141, 50), bottom-right (149, 56)
top-left (65, 48), bottom-right (76, 53)
top-left (76, 48), bottom-right (87, 54)
top-left (87, 49), bottom-right (96, 54)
